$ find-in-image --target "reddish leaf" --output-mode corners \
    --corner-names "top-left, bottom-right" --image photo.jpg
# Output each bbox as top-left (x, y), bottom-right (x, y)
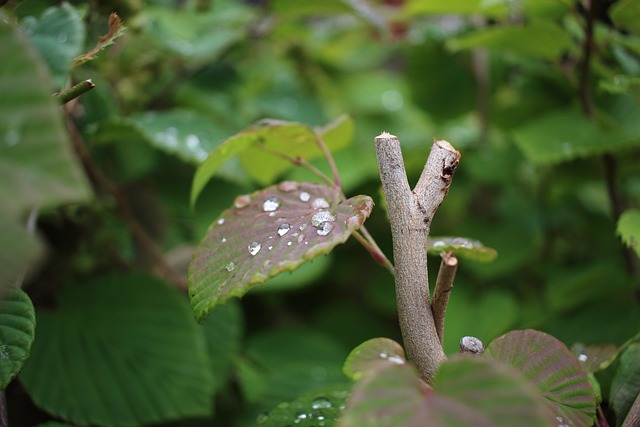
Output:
top-left (188, 181), bottom-right (373, 322)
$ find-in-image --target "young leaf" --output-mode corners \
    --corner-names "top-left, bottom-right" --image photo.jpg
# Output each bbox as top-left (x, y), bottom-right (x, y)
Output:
top-left (0, 20), bottom-right (90, 216)
top-left (427, 236), bottom-right (497, 262)
top-left (486, 329), bottom-right (596, 426)
top-left (610, 343), bottom-right (640, 425)
top-left (343, 338), bottom-right (406, 381)
top-left (572, 342), bottom-right (620, 373)
top-left (617, 209), bottom-right (640, 258)
top-left (19, 274), bottom-right (214, 426)
top-left (257, 387), bottom-right (349, 427)
top-left (73, 12), bottom-right (125, 67)
top-left (0, 287), bottom-right (36, 389)
top-left (188, 181), bottom-right (373, 322)
top-left (609, 0), bottom-right (640, 32)
top-left (338, 358), bottom-right (551, 427)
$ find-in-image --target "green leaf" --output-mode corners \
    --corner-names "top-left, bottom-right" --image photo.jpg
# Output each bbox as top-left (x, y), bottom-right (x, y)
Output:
top-left (20, 3), bottom-right (86, 88)
top-left (343, 338), bottom-right (405, 381)
top-left (72, 12), bottom-right (125, 67)
top-left (447, 22), bottom-right (573, 60)
top-left (404, 0), bottom-right (509, 17)
top-left (202, 299), bottom-right (243, 393)
top-left (486, 329), bottom-right (596, 426)
top-left (191, 117), bottom-right (353, 205)
top-left (0, 208), bottom-right (43, 290)
top-left (610, 343), bottom-right (640, 425)
top-left (0, 287), bottom-right (36, 389)
top-left (339, 358), bottom-right (551, 427)
top-left (512, 110), bottom-right (640, 165)
top-left (617, 209), bottom-right (640, 258)
top-left (610, 0), bottom-right (640, 32)
top-left (20, 274), bottom-right (214, 426)
top-left (427, 236), bottom-right (498, 262)
top-left (188, 182), bottom-right (373, 322)
top-left (0, 19), bottom-right (90, 216)
top-left (257, 386), bottom-right (349, 427)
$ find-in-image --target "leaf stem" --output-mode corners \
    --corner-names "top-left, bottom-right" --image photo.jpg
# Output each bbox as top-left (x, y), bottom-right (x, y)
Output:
top-left (315, 136), bottom-right (342, 189)
top-left (258, 145), bottom-right (335, 187)
top-left (352, 230), bottom-right (394, 275)
top-left (432, 252), bottom-right (458, 345)
top-left (54, 79), bottom-right (95, 104)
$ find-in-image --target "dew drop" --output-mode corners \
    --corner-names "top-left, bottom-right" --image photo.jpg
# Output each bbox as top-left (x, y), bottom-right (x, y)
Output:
top-left (299, 192), bottom-right (311, 202)
top-left (432, 241), bottom-right (445, 248)
top-left (292, 232), bottom-right (299, 237)
top-left (221, 237), bottom-right (227, 243)
top-left (312, 210), bottom-right (336, 227)
top-left (388, 356), bottom-right (404, 364)
top-left (316, 221), bottom-right (334, 236)
top-left (225, 262), bottom-right (235, 272)
top-left (379, 352), bottom-right (388, 359)
top-left (311, 397), bottom-right (333, 410)
top-left (248, 242), bottom-right (262, 256)
top-left (217, 218), bottom-right (225, 225)
top-left (57, 32), bottom-right (68, 43)
top-left (299, 224), bottom-right (308, 231)
top-left (234, 194), bottom-right (251, 209)
top-left (186, 134), bottom-right (200, 149)
top-left (268, 246), bottom-right (273, 251)
top-left (287, 241), bottom-right (292, 246)
top-left (294, 412), bottom-right (307, 423)
top-left (278, 223), bottom-right (291, 236)
top-left (578, 354), bottom-right (588, 362)
top-left (263, 197), bottom-right (281, 212)
top-left (278, 181), bottom-right (299, 192)
top-left (312, 197), bottom-right (330, 209)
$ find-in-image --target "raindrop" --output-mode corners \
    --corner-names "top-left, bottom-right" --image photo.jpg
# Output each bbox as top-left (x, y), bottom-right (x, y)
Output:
top-left (269, 212), bottom-right (276, 217)
top-left (379, 352), bottom-right (388, 359)
top-left (4, 130), bottom-right (20, 147)
top-left (293, 412), bottom-right (307, 423)
top-left (217, 218), bottom-right (225, 225)
top-left (256, 412), bottom-right (269, 424)
top-left (299, 224), bottom-right (308, 231)
top-left (234, 194), bottom-right (251, 209)
top-left (316, 222), bottom-right (334, 236)
top-left (287, 241), bottom-right (292, 246)
top-left (432, 241), bottom-right (445, 248)
top-left (298, 234), bottom-right (305, 243)
top-left (299, 192), bottom-right (311, 202)
top-left (221, 237), bottom-right (227, 243)
top-left (388, 356), bottom-right (404, 364)
top-left (311, 397), bottom-right (333, 410)
top-left (225, 262), bottom-right (235, 272)
top-left (310, 410), bottom-right (326, 421)
top-left (278, 223), bottom-right (291, 236)
top-left (57, 32), bottom-right (68, 43)
top-left (278, 181), bottom-right (299, 192)
top-left (311, 197), bottom-right (330, 209)
top-left (578, 354), bottom-right (588, 362)
top-left (248, 242), bottom-right (262, 256)
top-left (186, 134), bottom-right (200, 149)
top-left (263, 197), bottom-right (281, 212)
top-left (312, 210), bottom-right (336, 227)
top-left (292, 232), bottom-right (299, 237)
top-left (268, 246), bottom-right (273, 251)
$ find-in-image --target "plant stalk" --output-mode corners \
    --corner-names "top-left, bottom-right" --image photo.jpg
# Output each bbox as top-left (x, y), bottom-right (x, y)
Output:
top-left (432, 252), bottom-right (458, 345)
top-left (54, 79), bottom-right (95, 104)
top-left (374, 132), bottom-right (460, 383)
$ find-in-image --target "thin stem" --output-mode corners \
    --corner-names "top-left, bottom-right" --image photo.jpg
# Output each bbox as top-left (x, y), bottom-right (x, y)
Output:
top-left (358, 224), bottom-right (393, 274)
top-left (315, 136), bottom-right (342, 189)
top-left (352, 230), bottom-right (394, 275)
top-left (374, 132), bottom-right (460, 383)
top-left (258, 145), bottom-right (335, 187)
top-left (432, 252), bottom-right (458, 345)
top-left (54, 79), bottom-right (96, 104)
top-left (66, 117), bottom-right (187, 290)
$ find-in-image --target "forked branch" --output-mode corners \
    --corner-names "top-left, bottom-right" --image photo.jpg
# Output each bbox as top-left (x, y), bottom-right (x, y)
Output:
top-left (374, 132), bottom-right (460, 383)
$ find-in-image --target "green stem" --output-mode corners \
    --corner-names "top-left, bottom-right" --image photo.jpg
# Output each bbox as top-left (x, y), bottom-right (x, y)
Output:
top-left (54, 79), bottom-right (95, 104)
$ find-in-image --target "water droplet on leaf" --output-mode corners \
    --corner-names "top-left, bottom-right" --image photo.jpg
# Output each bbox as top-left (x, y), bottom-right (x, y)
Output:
top-left (263, 197), bottom-right (281, 212)
top-left (299, 192), bottom-right (311, 202)
top-left (578, 354), bottom-right (588, 362)
top-left (299, 224), bottom-right (308, 231)
top-left (312, 198), bottom-right (330, 209)
top-left (221, 237), bottom-right (227, 243)
top-left (234, 194), bottom-right (251, 209)
top-left (287, 241), bottom-right (292, 246)
top-left (57, 32), bottom-right (68, 43)
top-left (312, 210), bottom-right (336, 227)
top-left (225, 262), bottom-right (235, 272)
top-left (217, 218), bottom-right (225, 225)
top-left (278, 181), bottom-right (299, 192)
top-left (278, 223), bottom-right (291, 236)
top-left (316, 222), bottom-right (334, 236)
top-left (248, 242), bottom-right (262, 256)
top-left (4, 130), bottom-right (20, 147)
top-left (311, 397), bottom-right (333, 410)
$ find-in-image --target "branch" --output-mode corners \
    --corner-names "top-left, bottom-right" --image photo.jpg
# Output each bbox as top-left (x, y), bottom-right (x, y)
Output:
top-left (54, 79), bottom-right (95, 104)
top-left (374, 132), bottom-right (460, 383)
top-left (432, 252), bottom-right (458, 345)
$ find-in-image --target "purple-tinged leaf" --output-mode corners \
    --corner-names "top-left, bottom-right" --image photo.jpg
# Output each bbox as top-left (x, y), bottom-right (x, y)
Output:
top-left (188, 181), bottom-right (373, 322)
top-left (338, 357), bottom-right (551, 427)
top-left (343, 338), bottom-right (406, 380)
top-left (486, 329), bottom-right (596, 427)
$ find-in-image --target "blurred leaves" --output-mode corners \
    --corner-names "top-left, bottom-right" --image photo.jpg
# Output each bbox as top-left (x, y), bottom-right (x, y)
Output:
top-left (610, 343), bottom-right (640, 425)
top-left (617, 209), bottom-right (640, 258)
top-left (0, 287), bottom-right (36, 389)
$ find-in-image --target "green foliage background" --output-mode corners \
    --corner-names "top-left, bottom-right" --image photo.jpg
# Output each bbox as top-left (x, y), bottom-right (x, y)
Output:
top-left (1, 0), bottom-right (640, 426)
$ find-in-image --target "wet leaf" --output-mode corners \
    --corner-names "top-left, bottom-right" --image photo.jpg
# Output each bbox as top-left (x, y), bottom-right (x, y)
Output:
top-left (610, 343), bottom-right (640, 425)
top-left (0, 287), bottom-right (36, 389)
top-left (191, 117), bottom-right (353, 205)
top-left (610, 0), bottom-right (640, 32)
top-left (188, 181), bottom-right (373, 322)
top-left (343, 338), bottom-right (405, 381)
top-left (571, 343), bottom-right (619, 373)
top-left (427, 236), bottom-right (497, 262)
top-left (617, 209), bottom-right (640, 258)
top-left (486, 329), bottom-right (596, 426)
top-left (339, 357), bottom-right (551, 427)
top-left (257, 386), bottom-right (349, 427)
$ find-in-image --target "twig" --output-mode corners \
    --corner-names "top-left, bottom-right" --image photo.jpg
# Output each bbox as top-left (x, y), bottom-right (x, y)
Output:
top-left (351, 230), bottom-right (394, 275)
top-left (65, 116), bottom-right (187, 290)
top-left (374, 132), bottom-right (460, 383)
top-left (54, 79), bottom-right (95, 104)
top-left (432, 252), bottom-right (458, 345)
top-left (357, 225), bottom-right (394, 274)
top-left (258, 145), bottom-right (335, 187)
